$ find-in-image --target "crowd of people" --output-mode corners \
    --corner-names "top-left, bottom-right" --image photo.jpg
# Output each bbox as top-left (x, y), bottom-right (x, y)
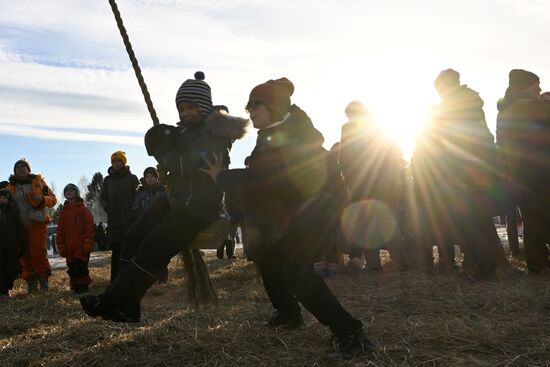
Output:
top-left (0, 68), bottom-right (548, 360)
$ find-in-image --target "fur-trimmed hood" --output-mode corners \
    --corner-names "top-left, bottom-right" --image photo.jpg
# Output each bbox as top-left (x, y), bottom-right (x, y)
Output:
top-left (178, 110), bottom-right (250, 141)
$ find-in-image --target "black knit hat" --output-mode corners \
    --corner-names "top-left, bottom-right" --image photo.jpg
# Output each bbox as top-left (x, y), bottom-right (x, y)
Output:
top-left (0, 188), bottom-right (11, 200)
top-left (175, 71), bottom-right (213, 117)
top-left (143, 166), bottom-right (159, 178)
top-left (13, 158), bottom-right (31, 173)
top-left (63, 183), bottom-right (80, 196)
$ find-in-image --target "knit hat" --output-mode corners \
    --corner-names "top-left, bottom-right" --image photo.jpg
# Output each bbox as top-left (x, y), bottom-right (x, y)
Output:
top-left (434, 69), bottom-right (460, 89)
top-left (143, 166), bottom-right (159, 178)
top-left (175, 71), bottom-right (213, 117)
top-left (0, 188), bottom-right (11, 200)
top-left (63, 183), bottom-right (80, 196)
top-left (111, 150), bottom-right (127, 165)
top-left (13, 158), bottom-right (31, 173)
top-left (508, 69), bottom-right (539, 91)
top-left (248, 77), bottom-right (294, 121)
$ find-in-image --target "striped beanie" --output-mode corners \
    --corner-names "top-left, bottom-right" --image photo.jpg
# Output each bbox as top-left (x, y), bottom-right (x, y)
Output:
top-left (175, 71), bottom-right (213, 117)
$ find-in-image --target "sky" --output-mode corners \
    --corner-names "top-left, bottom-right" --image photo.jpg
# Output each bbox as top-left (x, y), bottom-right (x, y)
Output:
top-left (1, 0), bottom-right (549, 201)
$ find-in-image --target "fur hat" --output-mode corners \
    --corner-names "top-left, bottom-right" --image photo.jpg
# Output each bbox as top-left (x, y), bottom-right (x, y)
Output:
top-left (143, 166), bottom-right (159, 178)
top-left (247, 77), bottom-right (294, 121)
top-left (64, 183), bottom-right (80, 196)
top-left (13, 158), bottom-right (31, 174)
top-left (508, 69), bottom-right (539, 91)
top-left (175, 71), bottom-right (213, 117)
top-left (111, 150), bottom-right (127, 165)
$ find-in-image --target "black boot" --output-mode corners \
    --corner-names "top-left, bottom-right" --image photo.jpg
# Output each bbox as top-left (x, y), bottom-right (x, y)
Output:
top-left (27, 274), bottom-right (38, 294)
top-left (265, 311), bottom-right (304, 330)
top-left (333, 327), bottom-right (374, 360)
top-left (39, 277), bottom-right (49, 292)
top-left (80, 261), bottom-right (156, 323)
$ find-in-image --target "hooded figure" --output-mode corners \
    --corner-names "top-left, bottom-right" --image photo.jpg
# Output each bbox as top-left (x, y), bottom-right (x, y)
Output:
top-left (81, 71), bottom-right (249, 322)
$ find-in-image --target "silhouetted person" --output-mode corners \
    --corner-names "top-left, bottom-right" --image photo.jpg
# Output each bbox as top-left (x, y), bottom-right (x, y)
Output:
top-left (497, 69), bottom-right (550, 273)
top-left (412, 69), bottom-right (501, 280)
top-left (339, 101), bottom-right (408, 271)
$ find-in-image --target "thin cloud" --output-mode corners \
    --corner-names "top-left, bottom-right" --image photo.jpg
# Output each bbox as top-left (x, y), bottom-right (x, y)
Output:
top-left (0, 122), bottom-right (143, 145)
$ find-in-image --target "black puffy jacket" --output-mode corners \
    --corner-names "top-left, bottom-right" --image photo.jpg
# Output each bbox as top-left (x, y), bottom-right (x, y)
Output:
top-left (146, 110), bottom-right (249, 222)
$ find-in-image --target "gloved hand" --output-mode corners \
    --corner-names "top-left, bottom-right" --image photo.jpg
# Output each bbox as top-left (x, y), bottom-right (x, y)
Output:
top-left (144, 124), bottom-right (178, 157)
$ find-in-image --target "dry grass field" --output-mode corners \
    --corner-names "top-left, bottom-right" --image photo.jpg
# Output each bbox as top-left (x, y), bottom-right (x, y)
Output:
top-left (1, 247), bottom-right (549, 367)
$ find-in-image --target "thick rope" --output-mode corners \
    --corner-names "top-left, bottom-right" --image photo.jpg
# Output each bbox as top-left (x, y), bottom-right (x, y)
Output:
top-left (108, 0), bottom-right (159, 126)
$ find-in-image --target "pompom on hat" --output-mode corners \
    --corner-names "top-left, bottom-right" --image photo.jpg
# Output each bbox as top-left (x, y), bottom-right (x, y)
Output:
top-left (247, 77), bottom-right (295, 121)
top-left (175, 71), bottom-right (213, 117)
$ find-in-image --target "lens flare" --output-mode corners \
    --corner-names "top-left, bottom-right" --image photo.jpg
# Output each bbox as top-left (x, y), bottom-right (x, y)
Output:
top-left (340, 199), bottom-right (398, 249)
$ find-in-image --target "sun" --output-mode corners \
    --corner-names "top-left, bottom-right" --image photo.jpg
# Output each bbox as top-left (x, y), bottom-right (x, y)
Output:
top-left (371, 98), bottom-right (436, 162)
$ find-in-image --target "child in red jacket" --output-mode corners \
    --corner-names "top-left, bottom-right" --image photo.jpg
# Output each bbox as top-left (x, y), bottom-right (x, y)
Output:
top-left (57, 184), bottom-right (94, 294)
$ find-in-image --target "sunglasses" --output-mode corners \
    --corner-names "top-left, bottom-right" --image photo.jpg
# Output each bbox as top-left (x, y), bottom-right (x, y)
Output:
top-left (245, 100), bottom-right (264, 113)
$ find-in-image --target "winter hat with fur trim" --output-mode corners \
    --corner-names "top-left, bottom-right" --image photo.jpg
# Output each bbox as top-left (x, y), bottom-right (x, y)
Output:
top-left (13, 158), bottom-right (31, 173)
top-left (247, 77), bottom-right (295, 121)
top-left (111, 150), bottom-right (127, 165)
top-left (175, 71), bottom-right (213, 117)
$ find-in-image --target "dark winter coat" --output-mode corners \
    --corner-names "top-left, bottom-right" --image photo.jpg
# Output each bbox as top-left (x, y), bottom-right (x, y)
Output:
top-left (146, 110), bottom-right (249, 222)
top-left (412, 85), bottom-right (498, 196)
top-left (496, 92), bottom-right (550, 194)
top-left (339, 120), bottom-right (403, 204)
top-left (99, 166), bottom-right (139, 243)
top-left (132, 182), bottom-right (166, 218)
top-left (217, 105), bottom-right (333, 257)
top-left (0, 200), bottom-right (26, 286)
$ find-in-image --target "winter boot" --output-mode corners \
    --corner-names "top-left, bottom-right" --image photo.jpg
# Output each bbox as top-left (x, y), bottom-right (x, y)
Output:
top-left (333, 327), bottom-right (374, 360)
top-left (38, 277), bottom-right (49, 292)
top-left (81, 260), bottom-right (156, 323)
top-left (265, 311), bottom-right (304, 330)
top-left (27, 275), bottom-right (38, 294)
top-left (74, 285), bottom-right (89, 294)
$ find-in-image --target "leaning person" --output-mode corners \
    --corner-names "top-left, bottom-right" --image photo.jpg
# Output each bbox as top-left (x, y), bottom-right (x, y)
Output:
top-left (201, 78), bottom-right (373, 360)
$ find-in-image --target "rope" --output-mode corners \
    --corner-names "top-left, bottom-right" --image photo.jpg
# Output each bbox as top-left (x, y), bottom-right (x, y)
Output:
top-left (108, 0), bottom-right (159, 126)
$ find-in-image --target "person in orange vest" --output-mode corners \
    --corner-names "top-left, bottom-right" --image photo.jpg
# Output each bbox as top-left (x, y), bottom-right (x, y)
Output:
top-left (7, 159), bottom-right (57, 293)
top-left (57, 183), bottom-right (95, 294)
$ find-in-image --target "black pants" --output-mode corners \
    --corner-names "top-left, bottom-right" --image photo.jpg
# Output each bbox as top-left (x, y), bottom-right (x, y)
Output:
top-left (521, 202), bottom-right (550, 273)
top-left (105, 198), bottom-right (210, 304)
top-left (217, 237), bottom-right (235, 259)
top-left (0, 242), bottom-right (20, 295)
top-left (255, 194), bottom-right (362, 336)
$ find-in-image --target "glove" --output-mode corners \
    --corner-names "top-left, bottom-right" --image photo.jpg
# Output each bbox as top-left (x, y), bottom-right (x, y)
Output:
top-left (84, 239), bottom-right (93, 254)
top-left (144, 124), bottom-right (178, 157)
